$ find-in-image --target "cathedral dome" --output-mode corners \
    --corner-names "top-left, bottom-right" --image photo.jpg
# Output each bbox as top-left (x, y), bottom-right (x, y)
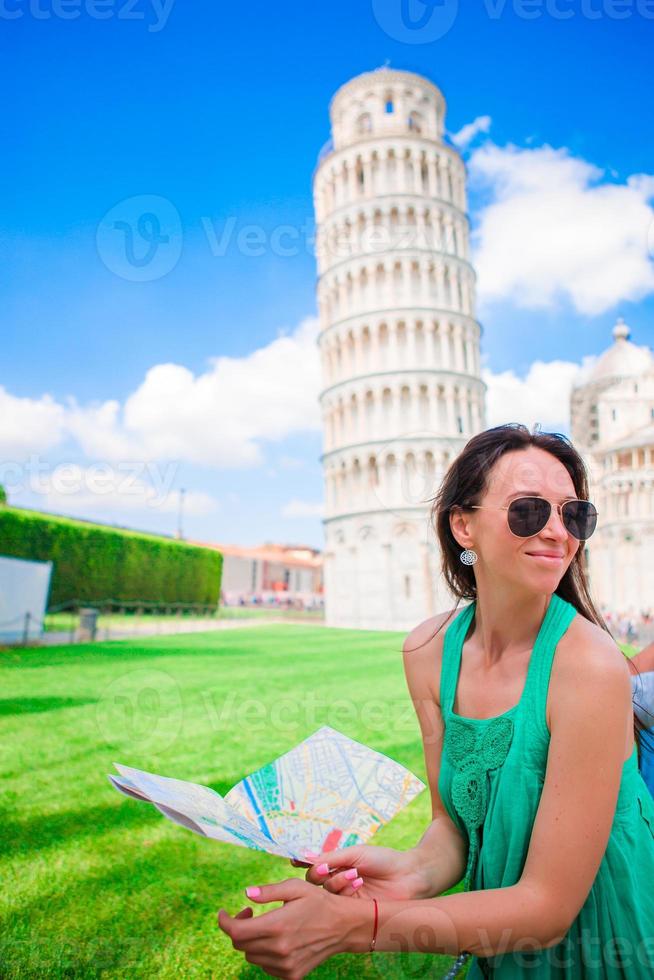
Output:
top-left (587, 317), bottom-right (654, 383)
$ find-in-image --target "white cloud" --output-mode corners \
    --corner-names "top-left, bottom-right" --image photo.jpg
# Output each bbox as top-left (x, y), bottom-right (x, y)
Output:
top-left (0, 386), bottom-right (66, 458)
top-left (469, 142), bottom-right (654, 315)
top-left (0, 316), bottom-right (323, 469)
top-left (281, 498), bottom-right (324, 519)
top-left (449, 115), bottom-right (492, 149)
top-left (482, 358), bottom-right (583, 433)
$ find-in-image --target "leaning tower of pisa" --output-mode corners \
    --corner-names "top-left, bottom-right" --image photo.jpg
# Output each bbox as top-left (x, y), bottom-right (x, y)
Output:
top-left (313, 67), bottom-right (487, 630)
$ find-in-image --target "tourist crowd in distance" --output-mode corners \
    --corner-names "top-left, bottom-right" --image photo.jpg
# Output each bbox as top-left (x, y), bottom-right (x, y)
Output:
top-left (602, 608), bottom-right (654, 647)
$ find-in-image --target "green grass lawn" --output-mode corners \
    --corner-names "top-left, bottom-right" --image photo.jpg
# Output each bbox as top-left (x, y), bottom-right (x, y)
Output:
top-left (0, 625), bottom-right (466, 979)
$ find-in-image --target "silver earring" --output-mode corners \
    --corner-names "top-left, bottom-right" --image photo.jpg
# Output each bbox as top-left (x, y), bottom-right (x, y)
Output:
top-left (460, 548), bottom-right (478, 565)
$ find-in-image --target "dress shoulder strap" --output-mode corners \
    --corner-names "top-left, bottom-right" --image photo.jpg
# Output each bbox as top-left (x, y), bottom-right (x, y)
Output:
top-left (438, 594), bottom-right (579, 723)
top-left (439, 601), bottom-right (475, 714)
top-left (526, 592), bottom-right (579, 737)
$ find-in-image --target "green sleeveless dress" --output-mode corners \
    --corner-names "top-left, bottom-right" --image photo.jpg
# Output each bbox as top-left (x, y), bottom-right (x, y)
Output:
top-left (438, 591), bottom-right (654, 978)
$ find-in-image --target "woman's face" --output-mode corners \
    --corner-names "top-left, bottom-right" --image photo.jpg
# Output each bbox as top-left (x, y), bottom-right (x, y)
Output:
top-left (452, 446), bottom-right (582, 589)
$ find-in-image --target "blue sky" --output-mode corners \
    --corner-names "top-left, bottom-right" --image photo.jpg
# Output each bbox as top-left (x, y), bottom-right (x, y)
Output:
top-left (2, 1), bottom-right (653, 548)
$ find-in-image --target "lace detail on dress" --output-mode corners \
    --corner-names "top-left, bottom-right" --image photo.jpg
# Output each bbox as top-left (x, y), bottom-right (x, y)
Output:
top-left (444, 715), bottom-right (515, 890)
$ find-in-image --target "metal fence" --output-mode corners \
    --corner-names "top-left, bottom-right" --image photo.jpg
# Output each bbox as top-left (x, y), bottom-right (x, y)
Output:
top-left (1, 597), bottom-right (327, 647)
top-left (2, 598), bottom-right (221, 646)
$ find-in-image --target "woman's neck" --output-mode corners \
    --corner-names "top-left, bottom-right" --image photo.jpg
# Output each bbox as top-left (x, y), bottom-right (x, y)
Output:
top-left (470, 590), bottom-right (552, 668)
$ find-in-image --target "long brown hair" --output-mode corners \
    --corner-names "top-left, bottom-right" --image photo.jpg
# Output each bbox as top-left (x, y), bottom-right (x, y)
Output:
top-left (408, 421), bottom-right (651, 768)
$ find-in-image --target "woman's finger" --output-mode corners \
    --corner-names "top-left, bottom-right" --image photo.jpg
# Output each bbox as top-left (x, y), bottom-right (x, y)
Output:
top-left (322, 869), bottom-right (364, 895)
top-left (305, 861), bottom-right (351, 885)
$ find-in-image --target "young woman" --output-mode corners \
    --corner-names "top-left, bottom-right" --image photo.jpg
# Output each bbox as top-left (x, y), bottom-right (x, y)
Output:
top-left (218, 423), bottom-right (654, 978)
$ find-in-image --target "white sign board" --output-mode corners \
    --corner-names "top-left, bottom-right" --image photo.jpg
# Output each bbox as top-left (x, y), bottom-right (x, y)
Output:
top-left (0, 555), bottom-right (53, 643)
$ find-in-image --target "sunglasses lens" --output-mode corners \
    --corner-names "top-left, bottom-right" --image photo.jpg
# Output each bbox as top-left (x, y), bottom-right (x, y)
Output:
top-left (507, 497), bottom-right (551, 537)
top-left (562, 500), bottom-right (598, 539)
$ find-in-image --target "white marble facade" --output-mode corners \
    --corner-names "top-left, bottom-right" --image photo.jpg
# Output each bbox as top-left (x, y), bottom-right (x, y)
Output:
top-left (313, 68), bottom-right (486, 629)
top-left (571, 317), bottom-right (654, 617)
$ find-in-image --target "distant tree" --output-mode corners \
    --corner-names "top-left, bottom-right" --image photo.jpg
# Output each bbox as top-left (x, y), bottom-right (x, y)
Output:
top-left (0, 484), bottom-right (6, 505)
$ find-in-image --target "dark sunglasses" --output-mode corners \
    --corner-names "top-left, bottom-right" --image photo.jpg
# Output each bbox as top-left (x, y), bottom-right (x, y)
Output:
top-left (465, 495), bottom-right (598, 540)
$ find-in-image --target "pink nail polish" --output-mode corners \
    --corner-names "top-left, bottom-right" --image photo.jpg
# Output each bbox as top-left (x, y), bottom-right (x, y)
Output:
top-left (303, 850), bottom-right (319, 859)
top-left (316, 863), bottom-right (330, 875)
top-left (344, 868), bottom-right (358, 880)
top-left (352, 877), bottom-right (364, 889)
top-left (245, 886), bottom-right (261, 898)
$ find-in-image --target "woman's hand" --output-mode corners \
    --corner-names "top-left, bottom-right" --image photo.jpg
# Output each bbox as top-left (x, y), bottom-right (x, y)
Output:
top-left (290, 843), bottom-right (434, 901)
top-left (218, 877), bottom-right (359, 979)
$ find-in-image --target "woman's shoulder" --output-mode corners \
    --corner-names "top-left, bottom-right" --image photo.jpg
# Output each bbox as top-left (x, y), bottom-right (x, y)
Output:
top-left (548, 610), bottom-right (633, 738)
top-left (402, 607), bottom-right (460, 706)
top-left (403, 606), bottom-right (460, 649)
top-left (556, 608), bottom-right (629, 675)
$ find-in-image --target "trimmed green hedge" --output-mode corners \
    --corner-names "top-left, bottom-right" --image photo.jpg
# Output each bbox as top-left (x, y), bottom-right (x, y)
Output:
top-left (0, 506), bottom-right (222, 608)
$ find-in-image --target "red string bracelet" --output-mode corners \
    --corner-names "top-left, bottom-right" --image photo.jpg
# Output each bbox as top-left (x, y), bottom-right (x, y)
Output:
top-left (369, 898), bottom-right (379, 952)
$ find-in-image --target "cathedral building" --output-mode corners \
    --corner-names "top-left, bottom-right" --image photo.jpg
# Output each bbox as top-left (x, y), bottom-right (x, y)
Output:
top-left (571, 317), bottom-right (654, 616)
top-left (313, 67), bottom-right (486, 629)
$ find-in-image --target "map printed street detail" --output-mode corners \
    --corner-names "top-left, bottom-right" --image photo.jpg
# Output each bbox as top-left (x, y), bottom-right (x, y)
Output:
top-left (108, 725), bottom-right (426, 860)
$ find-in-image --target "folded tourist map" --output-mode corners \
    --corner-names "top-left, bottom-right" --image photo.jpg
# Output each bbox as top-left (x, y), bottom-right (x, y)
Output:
top-left (108, 724), bottom-right (426, 860)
